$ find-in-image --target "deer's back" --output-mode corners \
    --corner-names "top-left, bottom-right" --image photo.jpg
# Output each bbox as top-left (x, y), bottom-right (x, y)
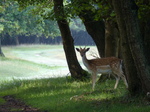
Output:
top-left (88, 57), bottom-right (120, 66)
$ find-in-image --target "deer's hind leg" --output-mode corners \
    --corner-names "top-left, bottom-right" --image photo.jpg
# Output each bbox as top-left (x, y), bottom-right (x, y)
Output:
top-left (112, 74), bottom-right (120, 89)
top-left (114, 77), bottom-right (120, 89)
top-left (113, 71), bottom-right (128, 89)
top-left (120, 74), bottom-right (128, 88)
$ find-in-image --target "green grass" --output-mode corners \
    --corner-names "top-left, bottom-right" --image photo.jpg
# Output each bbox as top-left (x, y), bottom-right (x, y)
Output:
top-left (0, 78), bottom-right (149, 112)
top-left (2, 45), bottom-right (64, 61)
top-left (0, 57), bottom-right (60, 82)
top-left (0, 45), bottom-right (65, 81)
top-left (0, 45), bottom-right (149, 112)
top-left (0, 97), bottom-right (5, 105)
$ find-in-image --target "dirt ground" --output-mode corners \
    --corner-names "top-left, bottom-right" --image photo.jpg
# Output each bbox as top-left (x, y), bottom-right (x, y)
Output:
top-left (0, 95), bottom-right (46, 112)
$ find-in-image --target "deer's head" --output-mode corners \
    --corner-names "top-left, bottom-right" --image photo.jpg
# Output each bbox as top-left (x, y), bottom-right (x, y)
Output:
top-left (76, 47), bottom-right (90, 57)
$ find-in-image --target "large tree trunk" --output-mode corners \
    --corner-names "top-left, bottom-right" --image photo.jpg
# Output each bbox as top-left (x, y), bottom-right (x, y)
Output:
top-left (105, 20), bottom-right (120, 57)
top-left (141, 20), bottom-right (150, 65)
top-left (53, 0), bottom-right (88, 80)
top-left (112, 0), bottom-right (150, 95)
top-left (142, 20), bottom-right (150, 65)
top-left (0, 38), bottom-right (4, 57)
top-left (141, 1), bottom-right (150, 65)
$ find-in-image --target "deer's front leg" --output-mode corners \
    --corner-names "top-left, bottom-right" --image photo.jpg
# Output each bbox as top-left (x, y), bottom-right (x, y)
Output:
top-left (92, 72), bottom-right (97, 91)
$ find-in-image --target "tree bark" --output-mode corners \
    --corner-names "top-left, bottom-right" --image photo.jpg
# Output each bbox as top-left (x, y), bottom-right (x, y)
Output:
top-left (0, 38), bottom-right (4, 57)
top-left (112, 0), bottom-right (150, 95)
top-left (141, 0), bottom-right (150, 64)
top-left (105, 20), bottom-right (119, 57)
top-left (143, 20), bottom-right (150, 65)
top-left (141, 20), bottom-right (150, 65)
top-left (112, 0), bottom-right (141, 95)
top-left (15, 37), bottom-right (19, 45)
top-left (53, 0), bottom-right (88, 80)
top-left (35, 37), bottom-right (40, 44)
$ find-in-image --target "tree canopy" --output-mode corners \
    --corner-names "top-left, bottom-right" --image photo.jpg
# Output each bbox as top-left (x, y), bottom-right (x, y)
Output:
top-left (0, 0), bottom-right (60, 43)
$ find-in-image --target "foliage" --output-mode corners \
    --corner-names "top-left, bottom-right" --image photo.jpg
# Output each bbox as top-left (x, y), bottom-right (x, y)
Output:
top-left (69, 18), bottom-right (86, 32)
top-left (0, 0), bottom-right (60, 41)
top-left (65, 0), bottom-right (115, 21)
top-left (0, 0), bottom-right (89, 42)
top-left (0, 24), bottom-right (4, 33)
top-left (33, 0), bottom-right (110, 33)
top-left (136, 0), bottom-right (150, 21)
top-left (11, 0), bottom-right (150, 38)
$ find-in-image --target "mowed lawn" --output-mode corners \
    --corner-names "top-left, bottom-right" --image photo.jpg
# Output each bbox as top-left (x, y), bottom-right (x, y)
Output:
top-left (0, 45), bottom-right (69, 82)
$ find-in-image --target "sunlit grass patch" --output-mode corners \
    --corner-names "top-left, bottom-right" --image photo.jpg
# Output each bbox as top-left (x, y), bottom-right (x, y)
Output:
top-left (1, 45), bottom-right (64, 61)
top-left (0, 57), bottom-right (62, 82)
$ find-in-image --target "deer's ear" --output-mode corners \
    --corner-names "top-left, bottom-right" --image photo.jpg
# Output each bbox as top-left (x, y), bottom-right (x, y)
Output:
top-left (86, 48), bottom-right (90, 51)
top-left (76, 48), bottom-right (80, 52)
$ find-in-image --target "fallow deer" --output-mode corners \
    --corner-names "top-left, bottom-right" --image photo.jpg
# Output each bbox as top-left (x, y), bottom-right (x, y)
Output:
top-left (76, 47), bottom-right (128, 90)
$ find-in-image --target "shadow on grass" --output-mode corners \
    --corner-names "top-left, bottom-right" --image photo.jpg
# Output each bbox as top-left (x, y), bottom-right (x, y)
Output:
top-left (0, 78), bottom-right (150, 112)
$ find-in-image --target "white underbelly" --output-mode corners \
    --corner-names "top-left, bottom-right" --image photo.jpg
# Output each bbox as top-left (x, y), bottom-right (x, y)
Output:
top-left (96, 65), bottom-right (112, 74)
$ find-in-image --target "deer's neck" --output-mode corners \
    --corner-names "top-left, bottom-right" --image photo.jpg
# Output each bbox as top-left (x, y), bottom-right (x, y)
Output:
top-left (82, 54), bottom-right (89, 68)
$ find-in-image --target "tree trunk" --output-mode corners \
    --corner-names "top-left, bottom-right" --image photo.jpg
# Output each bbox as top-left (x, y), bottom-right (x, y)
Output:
top-left (120, 25), bottom-right (141, 95)
top-left (15, 37), bottom-right (19, 45)
top-left (141, 0), bottom-right (150, 65)
top-left (112, 0), bottom-right (150, 95)
top-left (105, 20), bottom-right (119, 57)
top-left (141, 20), bottom-right (150, 64)
top-left (0, 38), bottom-right (4, 57)
top-left (53, 0), bottom-right (88, 80)
top-left (35, 37), bottom-right (40, 44)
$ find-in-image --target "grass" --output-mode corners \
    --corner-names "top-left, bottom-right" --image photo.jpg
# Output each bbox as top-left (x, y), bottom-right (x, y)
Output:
top-left (0, 45), bottom-right (66, 81)
top-left (0, 56), bottom-right (60, 82)
top-left (0, 78), bottom-right (149, 112)
top-left (0, 45), bottom-right (150, 112)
